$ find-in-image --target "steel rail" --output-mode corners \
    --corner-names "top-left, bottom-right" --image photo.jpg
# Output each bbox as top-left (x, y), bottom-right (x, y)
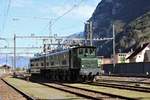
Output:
top-left (87, 82), bottom-right (150, 93)
top-left (40, 82), bottom-right (136, 100)
top-left (1, 78), bottom-right (35, 100)
top-left (98, 79), bottom-right (150, 85)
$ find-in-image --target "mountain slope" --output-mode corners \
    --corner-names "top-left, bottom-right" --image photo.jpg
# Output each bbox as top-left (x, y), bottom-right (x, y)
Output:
top-left (0, 56), bottom-right (29, 68)
top-left (86, 0), bottom-right (150, 57)
top-left (118, 11), bottom-right (150, 51)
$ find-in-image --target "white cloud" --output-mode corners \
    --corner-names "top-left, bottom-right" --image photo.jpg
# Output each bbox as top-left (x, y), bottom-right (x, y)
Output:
top-left (11, 0), bottom-right (33, 8)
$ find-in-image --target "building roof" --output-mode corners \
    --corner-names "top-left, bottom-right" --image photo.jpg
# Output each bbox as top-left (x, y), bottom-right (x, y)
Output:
top-left (126, 43), bottom-right (150, 59)
top-left (0, 64), bottom-right (11, 69)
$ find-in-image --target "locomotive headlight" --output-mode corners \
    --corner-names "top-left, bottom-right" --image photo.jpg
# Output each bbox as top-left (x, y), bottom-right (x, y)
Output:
top-left (82, 65), bottom-right (84, 68)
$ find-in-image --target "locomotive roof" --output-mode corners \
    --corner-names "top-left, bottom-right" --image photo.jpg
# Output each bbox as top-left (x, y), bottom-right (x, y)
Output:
top-left (72, 46), bottom-right (96, 49)
top-left (31, 46), bottom-right (96, 59)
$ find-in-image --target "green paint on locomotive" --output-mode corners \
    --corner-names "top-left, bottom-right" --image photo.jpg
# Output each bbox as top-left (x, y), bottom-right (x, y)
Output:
top-left (72, 46), bottom-right (100, 76)
top-left (81, 58), bottom-right (99, 68)
top-left (30, 46), bottom-right (100, 81)
top-left (76, 47), bottom-right (99, 68)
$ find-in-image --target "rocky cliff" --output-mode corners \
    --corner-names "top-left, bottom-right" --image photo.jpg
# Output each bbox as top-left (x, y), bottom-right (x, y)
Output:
top-left (87, 0), bottom-right (150, 57)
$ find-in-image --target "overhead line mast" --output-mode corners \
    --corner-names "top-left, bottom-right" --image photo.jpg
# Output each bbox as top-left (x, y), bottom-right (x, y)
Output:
top-left (113, 24), bottom-right (116, 68)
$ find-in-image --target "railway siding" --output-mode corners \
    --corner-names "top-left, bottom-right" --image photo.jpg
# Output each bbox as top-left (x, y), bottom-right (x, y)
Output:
top-left (98, 76), bottom-right (150, 83)
top-left (43, 83), bottom-right (136, 100)
top-left (65, 83), bottom-right (150, 100)
top-left (0, 78), bottom-right (26, 100)
top-left (97, 76), bottom-right (150, 88)
top-left (4, 76), bottom-right (85, 100)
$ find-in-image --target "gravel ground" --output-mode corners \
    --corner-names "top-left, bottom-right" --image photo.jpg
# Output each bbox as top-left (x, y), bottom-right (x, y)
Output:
top-left (0, 78), bottom-right (26, 100)
top-left (4, 77), bottom-right (85, 100)
top-left (65, 83), bottom-right (150, 100)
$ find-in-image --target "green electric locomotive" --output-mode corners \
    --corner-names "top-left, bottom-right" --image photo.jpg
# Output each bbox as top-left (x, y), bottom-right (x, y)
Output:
top-left (30, 46), bottom-right (100, 81)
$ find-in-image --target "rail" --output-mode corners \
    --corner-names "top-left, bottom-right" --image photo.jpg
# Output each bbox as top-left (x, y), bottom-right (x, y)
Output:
top-left (39, 82), bottom-right (136, 100)
top-left (87, 82), bottom-right (150, 93)
top-left (1, 78), bottom-right (35, 100)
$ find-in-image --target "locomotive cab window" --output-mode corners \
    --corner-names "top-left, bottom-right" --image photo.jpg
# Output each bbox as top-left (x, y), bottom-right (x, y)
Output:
top-left (77, 47), bottom-right (96, 58)
top-left (79, 48), bottom-right (83, 54)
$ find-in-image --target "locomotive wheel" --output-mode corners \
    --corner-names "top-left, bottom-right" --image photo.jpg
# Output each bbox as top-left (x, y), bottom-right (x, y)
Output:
top-left (66, 75), bottom-right (70, 82)
top-left (52, 70), bottom-right (55, 81)
top-left (82, 75), bottom-right (87, 82)
top-left (58, 71), bottom-right (62, 81)
top-left (90, 75), bottom-right (95, 82)
top-left (72, 71), bottom-right (77, 82)
top-left (78, 75), bottom-right (83, 82)
top-left (56, 70), bottom-right (59, 81)
top-left (66, 71), bottom-right (71, 82)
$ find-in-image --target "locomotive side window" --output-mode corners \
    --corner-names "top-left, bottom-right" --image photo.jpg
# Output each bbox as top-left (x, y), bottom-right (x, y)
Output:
top-left (36, 63), bottom-right (38, 66)
top-left (89, 48), bottom-right (96, 55)
top-left (41, 63), bottom-right (44, 66)
top-left (51, 62), bottom-right (54, 66)
top-left (46, 62), bottom-right (49, 66)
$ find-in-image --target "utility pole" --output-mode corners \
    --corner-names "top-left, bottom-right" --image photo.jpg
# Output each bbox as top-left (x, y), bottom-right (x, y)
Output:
top-left (49, 20), bottom-right (52, 51)
top-left (89, 21), bottom-right (93, 46)
top-left (14, 34), bottom-right (16, 70)
top-left (113, 24), bottom-right (116, 68)
top-left (43, 39), bottom-right (47, 70)
top-left (49, 20), bottom-right (52, 36)
top-left (43, 39), bottom-right (47, 53)
top-left (85, 21), bottom-right (93, 46)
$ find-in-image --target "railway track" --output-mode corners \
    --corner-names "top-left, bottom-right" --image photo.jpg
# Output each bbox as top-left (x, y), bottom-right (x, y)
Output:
top-left (1, 78), bottom-right (35, 100)
top-left (98, 79), bottom-right (150, 85)
top-left (40, 82), bottom-right (136, 100)
top-left (5, 76), bottom-right (148, 100)
top-left (103, 74), bottom-right (150, 78)
top-left (86, 81), bottom-right (150, 93)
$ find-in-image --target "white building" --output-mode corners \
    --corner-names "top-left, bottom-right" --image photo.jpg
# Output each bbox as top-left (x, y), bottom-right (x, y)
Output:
top-left (126, 43), bottom-right (150, 62)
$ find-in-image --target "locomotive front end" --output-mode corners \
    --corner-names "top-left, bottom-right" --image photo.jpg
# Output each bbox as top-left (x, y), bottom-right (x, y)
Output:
top-left (80, 58), bottom-right (100, 76)
top-left (75, 46), bottom-right (101, 81)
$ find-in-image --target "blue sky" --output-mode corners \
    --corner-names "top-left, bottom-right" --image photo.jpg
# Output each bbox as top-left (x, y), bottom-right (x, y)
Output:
top-left (0, 0), bottom-right (101, 55)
